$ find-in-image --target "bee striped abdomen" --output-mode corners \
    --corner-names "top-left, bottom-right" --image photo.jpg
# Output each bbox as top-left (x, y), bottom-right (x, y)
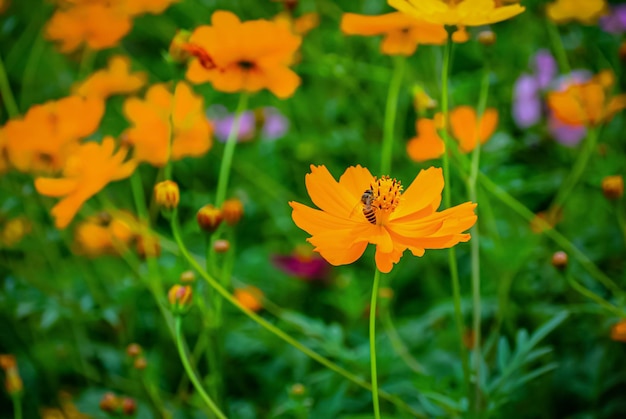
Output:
top-left (363, 207), bottom-right (377, 224)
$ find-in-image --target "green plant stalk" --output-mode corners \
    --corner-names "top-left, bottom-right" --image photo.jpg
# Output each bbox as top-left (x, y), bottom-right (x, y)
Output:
top-left (78, 47), bottom-right (97, 80)
top-left (468, 63), bottom-right (491, 414)
top-left (380, 56), bottom-right (405, 175)
top-left (546, 20), bottom-right (571, 74)
top-left (0, 52), bottom-right (19, 118)
top-left (175, 317), bottom-right (227, 419)
top-left (617, 200), bottom-right (626, 246)
top-left (215, 93), bottom-right (249, 207)
top-left (381, 310), bottom-right (425, 375)
top-left (565, 271), bottom-right (626, 318)
top-left (170, 210), bottom-right (423, 417)
top-left (12, 395), bottom-right (22, 419)
top-left (477, 172), bottom-right (624, 298)
top-left (369, 268), bottom-right (382, 419)
top-left (549, 127), bottom-right (599, 216)
top-left (439, 35), bottom-right (472, 400)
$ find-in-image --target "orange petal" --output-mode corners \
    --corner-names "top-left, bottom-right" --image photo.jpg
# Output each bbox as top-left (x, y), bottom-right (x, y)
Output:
top-left (406, 118), bottom-right (445, 162)
top-left (392, 167), bottom-right (443, 220)
top-left (304, 165), bottom-right (358, 218)
top-left (35, 178), bottom-right (79, 197)
top-left (375, 246), bottom-right (404, 273)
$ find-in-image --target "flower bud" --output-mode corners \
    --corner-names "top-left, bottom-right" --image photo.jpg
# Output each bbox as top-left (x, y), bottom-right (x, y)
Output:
top-left (290, 383), bottom-right (306, 396)
top-left (168, 30), bottom-right (192, 63)
top-left (154, 180), bottom-right (180, 210)
top-left (452, 26), bottom-right (469, 43)
top-left (213, 239), bottom-right (230, 253)
top-left (1, 217), bottom-right (31, 247)
top-left (180, 270), bottom-right (195, 283)
top-left (122, 397), bottom-right (137, 415)
top-left (168, 284), bottom-right (193, 314)
top-left (477, 30), bottom-right (496, 46)
top-left (234, 286), bottom-right (263, 312)
top-left (602, 175), bottom-right (623, 200)
top-left (126, 343), bottom-right (142, 357)
top-left (136, 233), bottom-right (161, 259)
top-left (0, 355), bottom-right (22, 396)
top-left (133, 357), bottom-right (148, 370)
top-left (611, 320), bottom-right (626, 342)
top-left (551, 251), bottom-right (568, 270)
top-left (222, 198), bottom-right (244, 226)
top-left (197, 204), bottom-right (223, 232)
top-left (99, 392), bottom-right (119, 413)
top-left (620, 41), bottom-right (626, 63)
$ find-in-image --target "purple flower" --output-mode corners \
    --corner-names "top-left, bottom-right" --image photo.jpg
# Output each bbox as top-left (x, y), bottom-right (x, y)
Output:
top-left (272, 247), bottom-right (330, 281)
top-left (533, 50), bottom-right (557, 90)
top-left (512, 75), bottom-right (541, 128)
top-left (600, 5), bottom-right (626, 34)
top-left (207, 105), bottom-right (289, 143)
top-left (548, 113), bottom-right (586, 147)
top-left (260, 107), bottom-right (289, 141)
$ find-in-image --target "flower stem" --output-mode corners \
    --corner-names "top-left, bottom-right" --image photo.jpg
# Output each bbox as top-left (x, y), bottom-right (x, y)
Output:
top-left (548, 127), bottom-right (599, 217)
top-left (546, 20), bottom-right (571, 74)
top-left (169, 210), bottom-right (423, 417)
top-left (440, 33), bottom-right (472, 401)
top-left (467, 62), bottom-right (491, 414)
top-left (175, 316), bottom-right (227, 419)
top-left (380, 56), bottom-right (405, 175)
top-left (215, 93), bottom-right (249, 207)
top-left (12, 396), bottom-right (22, 419)
top-left (565, 271), bottom-right (626, 318)
top-left (0, 51), bottom-right (19, 118)
top-left (369, 268), bottom-right (382, 419)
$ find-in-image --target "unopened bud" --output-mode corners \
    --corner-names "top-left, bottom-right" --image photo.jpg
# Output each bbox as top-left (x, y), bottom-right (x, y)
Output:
top-left (234, 286), bottom-right (264, 312)
top-left (551, 251), bottom-right (568, 270)
top-left (477, 30), bottom-right (496, 45)
top-left (602, 175), bottom-right (623, 200)
top-left (452, 26), bottom-right (469, 43)
top-left (213, 239), bottom-right (230, 253)
top-left (99, 392), bottom-right (119, 413)
top-left (180, 270), bottom-right (195, 283)
top-left (136, 233), bottom-right (161, 259)
top-left (154, 180), bottom-right (180, 210)
top-left (197, 204), bottom-right (222, 232)
top-left (133, 357), bottom-right (148, 370)
top-left (168, 30), bottom-right (192, 63)
top-left (222, 198), bottom-right (244, 226)
top-left (122, 397), bottom-right (137, 415)
top-left (611, 320), bottom-right (626, 342)
top-left (290, 383), bottom-right (306, 396)
top-left (168, 284), bottom-right (193, 314)
top-left (126, 343), bottom-right (142, 357)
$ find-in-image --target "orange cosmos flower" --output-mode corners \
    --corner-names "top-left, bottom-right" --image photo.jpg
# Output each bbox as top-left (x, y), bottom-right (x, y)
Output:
top-left (388, 0), bottom-right (525, 27)
top-left (2, 95), bottom-right (105, 173)
top-left (448, 106), bottom-right (498, 153)
top-left (123, 81), bottom-right (213, 166)
top-left (234, 286), bottom-right (264, 312)
top-left (72, 55), bottom-right (147, 100)
top-left (407, 118), bottom-right (446, 162)
top-left (124, 0), bottom-right (179, 16)
top-left (546, 0), bottom-right (607, 24)
top-left (547, 71), bottom-right (626, 127)
top-left (46, 1), bottom-right (133, 53)
top-left (340, 12), bottom-right (447, 56)
top-left (185, 11), bottom-right (302, 99)
top-left (290, 165), bottom-right (477, 273)
top-left (73, 211), bottom-right (137, 256)
top-left (35, 137), bottom-right (137, 229)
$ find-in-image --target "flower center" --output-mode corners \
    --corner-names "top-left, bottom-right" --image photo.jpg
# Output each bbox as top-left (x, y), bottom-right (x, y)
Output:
top-left (237, 60), bottom-right (256, 70)
top-left (362, 176), bottom-right (403, 225)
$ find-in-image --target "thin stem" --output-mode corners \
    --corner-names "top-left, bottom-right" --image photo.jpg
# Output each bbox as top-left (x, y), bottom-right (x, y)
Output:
top-left (12, 396), bottom-right (22, 419)
top-left (440, 34), bottom-right (472, 399)
top-left (369, 268), bottom-right (382, 419)
top-left (169, 210), bottom-right (423, 417)
top-left (468, 62), bottom-right (491, 414)
top-left (78, 47), bottom-right (96, 79)
top-left (565, 271), bottom-right (626, 318)
top-left (549, 127), bottom-right (599, 217)
top-left (546, 20), bottom-right (571, 74)
top-left (380, 56), bottom-right (405, 175)
top-left (175, 317), bottom-right (227, 419)
top-left (0, 52), bottom-right (19, 118)
top-left (381, 310), bottom-right (426, 375)
top-left (215, 93), bottom-right (249, 207)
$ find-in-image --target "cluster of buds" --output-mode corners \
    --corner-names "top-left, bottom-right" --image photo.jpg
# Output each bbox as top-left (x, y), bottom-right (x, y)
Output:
top-left (197, 197), bottom-right (245, 234)
top-left (0, 355), bottom-right (23, 396)
top-left (99, 392), bottom-right (136, 416)
top-left (168, 284), bottom-right (193, 315)
top-left (126, 343), bottom-right (147, 370)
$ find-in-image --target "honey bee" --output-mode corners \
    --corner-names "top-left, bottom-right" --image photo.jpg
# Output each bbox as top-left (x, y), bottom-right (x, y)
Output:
top-left (360, 188), bottom-right (377, 225)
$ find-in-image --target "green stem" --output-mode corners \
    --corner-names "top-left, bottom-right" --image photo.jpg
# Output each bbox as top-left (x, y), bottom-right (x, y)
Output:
top-left (78, 47), bottom-right (96, 80)
top-left (546, 20), bottom-right (571, 74)
top-left (215, 93), bottom-right (249, 207)
top-left (617, 200), bottom-right (626, 246)
top-left (12, 395), bottom-right (22, 419)
top-left (170, 210), bottom-right (423, 417)
top-left (380, 56), bottom-right (405, 175)
top-left (468, 62), bottom-right (491, 414)
top-left (565, 271), bottom-right (626, 318)
top-left (440, 34), bottom-right (472, 400)
top-left (381, 310), bottom-right (426, 375)
top-left (549, 127), bottom-right (599, 216)
top-left (0, 52), bottom-right (19, 118)
top-left (369, 268), bottom-right (382, 419)
top-left (175, 317), bottom-right (227, 419)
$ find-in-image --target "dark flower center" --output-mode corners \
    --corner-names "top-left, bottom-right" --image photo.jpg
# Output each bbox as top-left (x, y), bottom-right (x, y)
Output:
top-left (237, 60), bottom-right (256, 70)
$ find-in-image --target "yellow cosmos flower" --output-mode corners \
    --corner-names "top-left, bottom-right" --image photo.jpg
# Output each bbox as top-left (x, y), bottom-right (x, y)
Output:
top-left (546, 0), bottom-right (607, 24)
top-left (388, 0), bottom-right (525, 27)
top-left (290, 165), bottom-right (477, 273)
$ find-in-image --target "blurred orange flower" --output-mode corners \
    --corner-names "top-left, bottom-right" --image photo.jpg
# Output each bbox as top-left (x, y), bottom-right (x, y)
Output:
top-left (388, 0), bottom-right (525, 27)
top-left (123, 81), bottom-right (213, 166)
top-left (2, 96), bottom-right (105, 173)
top-left (274, 11), bottom-right (319, 36)
top-left (46, 1), bottom-right (133, 53)
top-left (0, 129), bottom-right (7, 174)
top-left (290, 165), bottom-right (477, 273)
top-left (546, 0), bottom-right (607, 24)
top-left (407, 118), bottom-right (445, 162)
top-left (72, 55), bottom-right (147, 100)
top-left (547, 71), bottom-right (626, 126)
top-left (448, 106), bottom-right (498, 153)
top-left (234, 286), bottom-right (264, 312)
top-left (611, 319), bottom-right (626, 342)
top-left (35, 137), bottom-right (137, 229)
top-left (124, 0), bottom-right (179, 16)
top-left (73, 211), bottom-right (138, 256)
top-left (185, 11), bottom-right (302, 98)
top-left (340, 12), bottom-right (447, 56)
